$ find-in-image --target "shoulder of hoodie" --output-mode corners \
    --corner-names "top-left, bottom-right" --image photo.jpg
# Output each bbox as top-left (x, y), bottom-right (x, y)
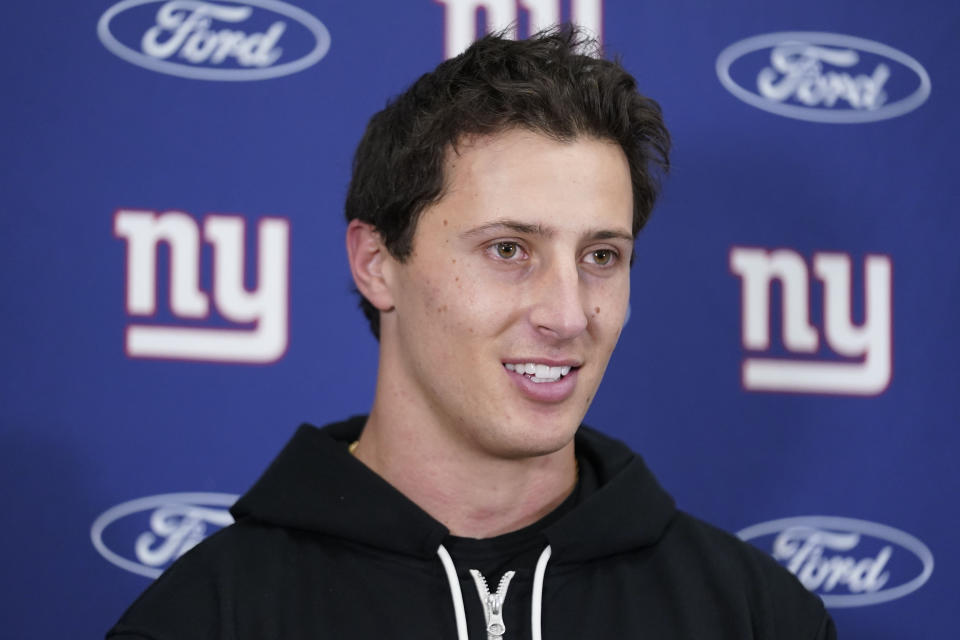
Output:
top-left (105, 523), bottom-right (262, 639)
top-left (107, 519), bottom-right (367, 640)
top-left (121, 514), bottom-right (380, 593)
top-left (661, 510), bottom-right (836, 639)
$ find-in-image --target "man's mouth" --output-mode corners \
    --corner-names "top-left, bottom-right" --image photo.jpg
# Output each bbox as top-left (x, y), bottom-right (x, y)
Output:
top-left (504, 362), bottom-right (575, 383)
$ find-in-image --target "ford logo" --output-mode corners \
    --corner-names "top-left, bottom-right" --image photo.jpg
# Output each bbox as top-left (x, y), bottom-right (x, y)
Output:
top-left (737, 516), bottom-right (934, 607)
top-left (716, 32), bottom-right (931, 123)
top-left (91, 492), bottom-right (239, 578)
top-left (97, 0), bottom-right (331, 81)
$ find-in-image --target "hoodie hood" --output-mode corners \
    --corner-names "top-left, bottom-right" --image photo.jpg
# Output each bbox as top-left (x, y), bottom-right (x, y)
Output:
top-left (544, 424), bottom-right (676, 562)
top-left (231, 415), bottom-right (676, 562)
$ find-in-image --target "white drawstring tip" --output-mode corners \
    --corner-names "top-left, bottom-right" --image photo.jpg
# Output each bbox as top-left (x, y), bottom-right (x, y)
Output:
top-left (532, 545), bottom-right (553, 640)
top-left (437, 544), bottom-right (470, 640)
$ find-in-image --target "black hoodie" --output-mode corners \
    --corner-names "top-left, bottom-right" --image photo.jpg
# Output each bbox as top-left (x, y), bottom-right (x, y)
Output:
top-left (107, 416), bottom-right (836, 639)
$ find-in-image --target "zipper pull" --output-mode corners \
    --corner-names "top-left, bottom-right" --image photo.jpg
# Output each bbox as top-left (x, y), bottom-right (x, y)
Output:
top-left (469, 569), bottom-right (515, 639)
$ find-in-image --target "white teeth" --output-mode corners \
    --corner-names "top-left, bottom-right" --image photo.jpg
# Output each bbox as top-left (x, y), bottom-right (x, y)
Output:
top-left (504, 362), bottom-right (575, 382)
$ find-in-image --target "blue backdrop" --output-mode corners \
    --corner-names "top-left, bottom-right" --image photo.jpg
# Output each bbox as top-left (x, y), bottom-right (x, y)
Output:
top-left (2, 1), bottom-right (957, 637)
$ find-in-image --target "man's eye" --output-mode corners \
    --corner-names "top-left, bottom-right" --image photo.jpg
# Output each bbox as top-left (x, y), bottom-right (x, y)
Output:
top-left (495, 242), bottom-right (520, 259)
top-left (591, 249), bottom-right (615, 266)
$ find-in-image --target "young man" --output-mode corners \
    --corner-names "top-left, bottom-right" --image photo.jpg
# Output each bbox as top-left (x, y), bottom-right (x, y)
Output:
top-left (108, 28), bottom-right (836, 640)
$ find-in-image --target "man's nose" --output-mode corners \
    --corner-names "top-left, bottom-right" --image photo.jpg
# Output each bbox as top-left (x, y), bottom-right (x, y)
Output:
top-left (527, 260), bottom-right (589, 340)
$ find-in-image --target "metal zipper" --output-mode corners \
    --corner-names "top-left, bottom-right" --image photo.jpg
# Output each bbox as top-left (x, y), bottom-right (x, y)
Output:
top-left (469, 569), bottom-right (516, 640)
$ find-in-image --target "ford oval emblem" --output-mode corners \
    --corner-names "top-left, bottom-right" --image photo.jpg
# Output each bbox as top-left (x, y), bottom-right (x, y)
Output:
top-left (737, 515), bottom-right (935, 607)
top-left (97, 0), bottom-right (331, 81)
top-left (91, 492), bottom-right (239, 578)
top-left (716, 32), bottom-right (931, 123)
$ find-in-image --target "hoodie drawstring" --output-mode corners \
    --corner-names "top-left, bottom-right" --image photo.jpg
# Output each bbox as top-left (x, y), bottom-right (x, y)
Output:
top-left (437, 544), bottom-right (553, 640)
top-left (530, 545), bottom-right (552, 640)
top-left (437, 545), bottom-right (470, 640)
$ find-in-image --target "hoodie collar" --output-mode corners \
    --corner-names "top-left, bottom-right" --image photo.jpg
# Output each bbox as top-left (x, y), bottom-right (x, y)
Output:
top-left (544, 426), bottom-right (676, 562)
top-left (231, 416), bottom-right (449, 559)
top-left (231, 416), bottom-right (676, 562)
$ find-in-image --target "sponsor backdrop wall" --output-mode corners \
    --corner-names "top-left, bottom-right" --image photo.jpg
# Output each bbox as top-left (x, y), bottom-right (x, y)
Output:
top-left (1, 0), bottom-right (956, 637)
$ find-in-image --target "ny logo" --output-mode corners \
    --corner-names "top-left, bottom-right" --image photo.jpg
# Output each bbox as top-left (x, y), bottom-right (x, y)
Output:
top-left (729, 247), bottom-right (892, 395)
top-left (114, 209), bottom-right (290, 363)
top-left (436, 0), bottom-right (603, 59)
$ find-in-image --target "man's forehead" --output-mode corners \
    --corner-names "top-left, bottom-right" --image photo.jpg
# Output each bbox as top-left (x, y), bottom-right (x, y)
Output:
top-left (440, 128), bottom-right (626, 194)
top-left (446, 128), bottom-right (610, 160)
top-left (431, 130), bottom-right (632, 234)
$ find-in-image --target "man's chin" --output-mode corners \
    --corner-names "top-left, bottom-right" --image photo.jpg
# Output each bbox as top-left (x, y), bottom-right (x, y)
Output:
top-left (481, 423), bottom-right (579, 461)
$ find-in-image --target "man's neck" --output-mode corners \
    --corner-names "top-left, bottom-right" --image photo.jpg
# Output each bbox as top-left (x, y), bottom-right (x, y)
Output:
top-left (353, 407), bottom-right (577, 539)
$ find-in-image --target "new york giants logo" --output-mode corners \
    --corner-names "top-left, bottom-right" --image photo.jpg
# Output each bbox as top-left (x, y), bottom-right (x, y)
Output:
top-left (114, 209), bottom-right (290, 364)
top-left (436, 0), bottom-right (603, 59)
top-left (729, 246), bottom-right (892, 395)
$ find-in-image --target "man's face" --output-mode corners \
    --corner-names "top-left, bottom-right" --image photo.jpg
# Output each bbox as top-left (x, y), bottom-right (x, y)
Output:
top-left (378, 129), bottom-right (634, 460)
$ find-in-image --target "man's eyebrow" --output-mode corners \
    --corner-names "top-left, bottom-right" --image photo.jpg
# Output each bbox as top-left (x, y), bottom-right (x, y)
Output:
top-left (459, 220), bottom-right (553, 238)
top-left (459, 220), bottom-right (634, 242)
top-left (588, 229), bottom-right (635, 243)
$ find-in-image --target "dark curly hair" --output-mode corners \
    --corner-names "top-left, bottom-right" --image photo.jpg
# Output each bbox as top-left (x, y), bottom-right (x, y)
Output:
top-left (345, 26), bottom-right (670, 339)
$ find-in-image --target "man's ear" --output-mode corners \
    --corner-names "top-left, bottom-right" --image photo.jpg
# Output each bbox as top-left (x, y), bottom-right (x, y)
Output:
top-left (346, 219), bottom-right (396, 311)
